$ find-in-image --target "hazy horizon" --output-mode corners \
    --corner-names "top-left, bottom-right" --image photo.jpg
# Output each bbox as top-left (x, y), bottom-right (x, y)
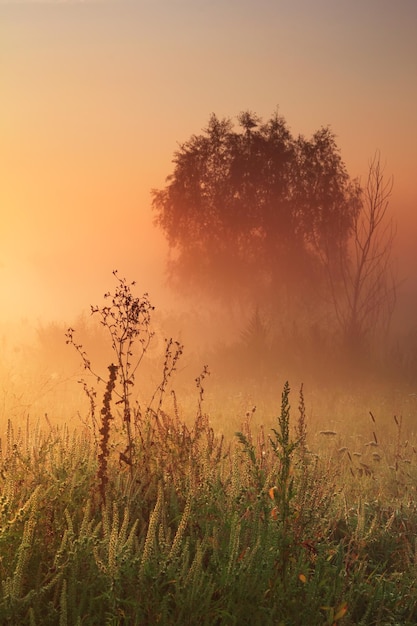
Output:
top-left (1, 0), bottom-right (416, 330)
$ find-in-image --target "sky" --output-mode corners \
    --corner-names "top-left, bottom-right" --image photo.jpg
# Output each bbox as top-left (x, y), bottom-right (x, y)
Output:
top-left (1, 0), bottom-right (417, 327)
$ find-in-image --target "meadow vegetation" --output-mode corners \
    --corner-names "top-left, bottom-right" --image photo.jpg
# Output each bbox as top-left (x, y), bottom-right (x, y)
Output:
top-left (1, 276), bottom-right (417, 625)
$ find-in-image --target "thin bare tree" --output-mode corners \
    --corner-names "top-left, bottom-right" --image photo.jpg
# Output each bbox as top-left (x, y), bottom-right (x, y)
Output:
top-left (327, 152), bottom-right (397, 356)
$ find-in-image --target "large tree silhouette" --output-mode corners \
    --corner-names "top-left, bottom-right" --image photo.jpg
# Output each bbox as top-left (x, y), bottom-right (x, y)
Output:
top-left (152, 111), bottom-right (361, 311)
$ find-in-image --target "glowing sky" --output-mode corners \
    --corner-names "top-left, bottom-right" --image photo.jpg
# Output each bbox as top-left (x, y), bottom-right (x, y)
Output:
top-left (1, 0), bottom-right (417, 324)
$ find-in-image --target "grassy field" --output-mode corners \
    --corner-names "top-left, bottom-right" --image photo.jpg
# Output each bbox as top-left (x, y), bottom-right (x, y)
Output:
top-left (1, 276), bottom-right (417, 625)
top-left (0, 380), bottom-right (417, 626)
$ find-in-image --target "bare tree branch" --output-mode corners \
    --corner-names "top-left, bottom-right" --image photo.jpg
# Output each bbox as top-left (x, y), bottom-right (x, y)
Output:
top-left (325, 152), bottom-right (397, 354)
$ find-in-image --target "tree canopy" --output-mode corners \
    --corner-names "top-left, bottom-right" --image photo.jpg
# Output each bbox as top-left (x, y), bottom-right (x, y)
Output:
top-left (152, 111), bottom-right (361, 310)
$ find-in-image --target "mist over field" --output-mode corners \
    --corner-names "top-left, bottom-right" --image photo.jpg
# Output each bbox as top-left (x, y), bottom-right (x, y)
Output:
top-left (0, 0), bottom-right (415, 544)
top-left (1, 225), bottom-right (417, 444)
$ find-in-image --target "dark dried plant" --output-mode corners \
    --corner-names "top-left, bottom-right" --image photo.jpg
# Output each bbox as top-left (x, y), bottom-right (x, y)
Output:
top-left (147, 337), bottom-right (184, 418)
top-left (66, 271), bottom-right (155, 467)
top-left (97, 364), bottom-right (118, 504)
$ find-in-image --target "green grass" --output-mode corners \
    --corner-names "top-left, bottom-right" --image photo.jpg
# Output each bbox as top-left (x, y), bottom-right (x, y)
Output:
top-left (1, 384), bottom-right (417, 625)
top-left (2, 276), bottom-right (416, 625)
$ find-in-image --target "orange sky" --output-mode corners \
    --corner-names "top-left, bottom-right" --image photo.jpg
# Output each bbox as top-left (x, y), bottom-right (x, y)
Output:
top-left (1, 0), bottom-right (416, 325)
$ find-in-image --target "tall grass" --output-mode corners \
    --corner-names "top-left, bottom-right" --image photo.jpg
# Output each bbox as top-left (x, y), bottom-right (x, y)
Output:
top-left (1, 388), bottom-right (417, 624)
top-left (1, 276), bottom-right (417, 625)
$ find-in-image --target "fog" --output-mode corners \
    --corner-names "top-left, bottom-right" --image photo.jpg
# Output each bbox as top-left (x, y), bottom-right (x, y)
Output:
top-left (1, 0), bottom-right (416, 444)
top-left (1, 216), bottom-right (417, 445)
top-left (1, 155), bottom-right (417, 441)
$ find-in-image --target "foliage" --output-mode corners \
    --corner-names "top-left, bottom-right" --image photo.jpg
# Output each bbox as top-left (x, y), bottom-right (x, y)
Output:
top-left (152, 110), bottom-right (361, 309)
top-left (1, 277), bottom-right (416, 625)
top-left (1, 386), bottom-right (417, 624)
